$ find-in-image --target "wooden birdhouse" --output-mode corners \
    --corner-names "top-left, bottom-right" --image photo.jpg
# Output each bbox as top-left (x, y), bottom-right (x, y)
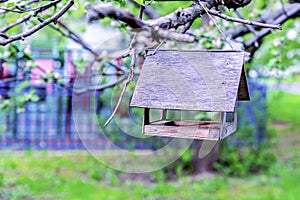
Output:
top-left (130, 50), bottom-right (250, 140)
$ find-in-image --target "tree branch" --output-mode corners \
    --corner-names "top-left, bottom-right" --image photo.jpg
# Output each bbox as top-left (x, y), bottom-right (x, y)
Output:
top-left (0, 0), bottom-right (74, 46)
top-left (128, 0), bottom-right (160, 19)
top-left (86, 2), bottom-right (213, 29)
top-left (73, 74), bottom-right (128, 95)
top-left (104, 50), bottom-right (137, 127)
top-left (227, 3), bottom-right (300, 39)
top-left (245, 3), bottom-right (300, 49)
top-left (0, 0), bottom-right (61, 33)
top-left (86, 3), bottom-right (146, 28)
top-left (208, 9), bottom-right (282, 30)
top-left (235, 10), bottom-right (258, 35)
top-left (37, 18), bottom-right (98, 57)
top-left (0, 0), bottom-right (40, 14)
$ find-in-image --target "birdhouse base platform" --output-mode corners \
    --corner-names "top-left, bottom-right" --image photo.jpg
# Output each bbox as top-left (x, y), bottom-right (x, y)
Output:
top-left (144, 120), bottom-right (223, 140)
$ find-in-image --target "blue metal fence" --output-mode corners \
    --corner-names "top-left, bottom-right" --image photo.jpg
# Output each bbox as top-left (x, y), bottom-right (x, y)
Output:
top-left (0, 64), bottom-right (267, 150)
top-left (229, 78), bottom-right (267, 147)
top-left (0, 82), bottom-right (173, 150)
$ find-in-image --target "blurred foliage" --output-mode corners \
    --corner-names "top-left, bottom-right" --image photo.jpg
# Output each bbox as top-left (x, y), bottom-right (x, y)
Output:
top-left (215, 144), bottom-right (277, 176)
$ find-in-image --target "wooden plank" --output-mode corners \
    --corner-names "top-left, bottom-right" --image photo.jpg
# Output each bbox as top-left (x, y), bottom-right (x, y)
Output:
top-left (130, 50), bottom-right (246, 112)
top-left (144, 124), bottom-right (220, 140)
top-left (143, 108), bottom-right (150, 125)
top-left (144, 120), bottom-right (221, 140)
top-left (150, 120), bottom-right (221, 127)
top-left (142, 108), bottom-right (150, 134)
top-left (161, 109), bottom-right (167, 120)
top-left (221, 108), bottom-right (238, 139)
top-left (238, 67), bottom-right (250, 100)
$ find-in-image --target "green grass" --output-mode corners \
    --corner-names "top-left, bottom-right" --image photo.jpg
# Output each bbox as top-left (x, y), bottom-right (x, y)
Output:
top-left (0, 90), bottom-right (300, 199)
top-left (268, 90), bottom-right (300, 127)
top-left (0, 152), bottom-right (300, 200)
top-left (260, 73), bottom-right (300, 83)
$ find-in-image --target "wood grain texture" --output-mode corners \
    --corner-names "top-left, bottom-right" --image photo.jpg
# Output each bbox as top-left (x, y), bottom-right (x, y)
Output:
top-left (130, 50), bottom-right (248, 112)
top-left (144, 120), bottom-right (221, 140)
top-left (221, 109), bottom-right (238, 139)
top-left (238, 67), bottom-right (250, 100)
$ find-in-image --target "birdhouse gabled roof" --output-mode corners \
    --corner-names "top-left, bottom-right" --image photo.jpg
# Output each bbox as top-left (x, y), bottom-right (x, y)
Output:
top-left (130, 50), bottom-right (250, 112)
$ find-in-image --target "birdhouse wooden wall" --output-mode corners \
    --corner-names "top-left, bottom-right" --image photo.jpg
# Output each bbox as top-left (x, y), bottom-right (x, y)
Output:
top-left (130, 50), bottom-right (250, 140)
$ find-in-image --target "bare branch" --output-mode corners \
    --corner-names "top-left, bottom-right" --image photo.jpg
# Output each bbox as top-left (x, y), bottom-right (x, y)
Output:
top-left (104, 51), bottom-right (137, 127)
top-left (0, 33), bottom-right (8, 39)
top-left (0, 0), bottom-right (74, 46)
top-left (221, 0), bottom-right (252, 9)
top-left (73, 74), bottom-right (128, 95)
top-left (86, 3), bottom-right (146, 28)
top-left (208, 9), bottom-right (282, 30)
top-left (0, 7), bottom-right (24, 13)
top-left (37, 18), bottom-right (98, 57)
top-left (103, 4), bottom-right (145, 126)
top-left (128, 0), bottom-right (160, 19)
top-left (245, 3), bottom-right (300, 49)
top-left (0, 0), bottom-right (62, 33)
top-left (234, 10), bottom-right (258, 35)
top-left (0, 13), bottom-right (32, 33)
top-left (227, 3), bottom-right (300, 39)
top-left (181, 18), bottom-right (197, 34)
top-left (86, 2), bottom-right (211, 29)
top-left (0, 0), bottom-right (40, 14)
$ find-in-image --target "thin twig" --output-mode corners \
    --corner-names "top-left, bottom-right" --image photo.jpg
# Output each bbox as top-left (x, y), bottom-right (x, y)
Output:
top-left (138, 4), bottom-right (144, 19)
top-left (145, 39), bottom-right (166, 57)
top-left (245, 3), bottom-right (300, 49)
top-left (73, 74), bottom-right (128, 95)
top-left (0, 0), bottom-right (74, 45)
top-left (0, 33), bottom-right (8, 39)
top-left (181, 19), bottom-right (196, 34)
top-left (145, 16), bottom-right (195, 57)
top-left (0, 14), bottom-right (32, 33)
top-left (37, 18), bottom-right (98, 57)
top-left (104, 51), bottom-right (137, 126)
top-left (0, 0), bottom-right (40, 14)
top-left (235, 10), bottom-right (258, 35)
top-left (197, 1), bottom-right (234, 49)
top-left (209, 9), bottom-right (282, 30)
top-left (0, 7), bottom-right (24, 13)
top-left (103, 4), bottom-right (144, 126)
top-left (0, 0), bottom-right (61, 33)
top-left (147, 0), bottom-right (154, 6)
top-left (280, 0), bottom-right (288, 17)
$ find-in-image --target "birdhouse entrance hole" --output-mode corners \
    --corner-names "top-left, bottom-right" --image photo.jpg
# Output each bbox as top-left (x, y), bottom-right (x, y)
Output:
top-left (130, 50), bottom-right (250, 140)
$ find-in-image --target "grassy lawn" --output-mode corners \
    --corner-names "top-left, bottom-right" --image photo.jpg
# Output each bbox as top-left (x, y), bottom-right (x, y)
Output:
top-left (1, 152), bottom-right (300, 200)
top-left (0, 90), bottom-right (299, 200)
top-left (268, 91), bottom-right (300, 127)
top-left (260, 73), bottom-right (300, 83)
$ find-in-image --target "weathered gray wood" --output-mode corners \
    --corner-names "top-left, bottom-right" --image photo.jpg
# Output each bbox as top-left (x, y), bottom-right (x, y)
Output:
top-left (161, 109), bottom-right (167, 120)
top-left (221, 109), bottom-right (237, 139)
top-left (130, 50), bottom-right (248, 112)
top-left (143, 108), bottom-right (150, 125)
top-left (142, 108), bottom-right (150, 133)
top-left (238, 67), bottom-right (250, 100)
top-left (219, 112), bottom-right (226, 124)
top-left (144, 120), bottom-right (221, 140)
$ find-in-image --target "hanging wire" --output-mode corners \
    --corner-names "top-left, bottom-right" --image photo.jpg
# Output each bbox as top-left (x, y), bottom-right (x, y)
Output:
top-left (197, 0), bottom-right (236, 50)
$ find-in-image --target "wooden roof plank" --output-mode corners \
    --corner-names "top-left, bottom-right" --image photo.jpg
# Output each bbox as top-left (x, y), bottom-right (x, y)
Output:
top-left (130, 50), bottom-right (248, 112)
